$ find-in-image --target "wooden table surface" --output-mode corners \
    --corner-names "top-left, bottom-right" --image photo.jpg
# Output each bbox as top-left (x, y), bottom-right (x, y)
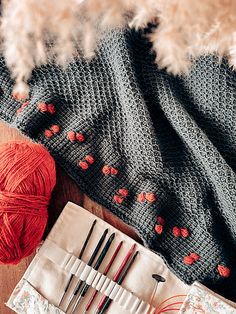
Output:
top-left (0, 121), bottom-right (140, 314)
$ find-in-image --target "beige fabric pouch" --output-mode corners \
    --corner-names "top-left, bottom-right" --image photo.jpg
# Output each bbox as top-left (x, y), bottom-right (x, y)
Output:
top-left (7, 201), bottom-right (191, 313)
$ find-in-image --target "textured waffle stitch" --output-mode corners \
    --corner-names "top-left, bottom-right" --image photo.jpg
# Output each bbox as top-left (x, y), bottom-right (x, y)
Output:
top-left (0, 29), bottom-right (236, 301)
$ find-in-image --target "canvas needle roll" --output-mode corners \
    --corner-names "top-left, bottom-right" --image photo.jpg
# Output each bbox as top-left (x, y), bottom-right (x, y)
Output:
top-left (0, 141), bottom-right (56, 265)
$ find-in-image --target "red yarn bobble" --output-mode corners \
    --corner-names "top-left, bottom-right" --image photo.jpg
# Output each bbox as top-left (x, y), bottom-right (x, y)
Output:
top-left (118, 188), bottom-right (129, 197)
top-left (38, 103), bottom-right (55, 114)
top-left (113, 188), bottom-right (129, 204)
top-left (44, 130), bottom-right (53, 138)
top-left (217, 265), bottom-right (231, 278)
top-left (183, 253), bottom-right (200, 265)
top-left (172, 226), bottom-right (190, 238)
top-left (172, 227), bottom-right (181, 237)
top-left (0, 142), bottom-right (56, 265)
top-left (85, 155), bottom-right (95, 164)
top-left (78, 161), bottom-right (89, 170)
top-left (155, 224), bottom-right (163, 234)
top-left (137, 192), bottom-right (157, 203)
top-left (154, 216), bottom-right (165, 235)
top-left (44, 125), bottom-right (61, 138)
top-left (102, 165), bottom-right (119, 176)
top-left (157, 216), bottom-right (165, 225)
top-left (183, 256), bottom-right (195, 265)
top-left (67, 131), bottom-right (85, 143)
top-left (50, 125), bottom-right (60, 133)
top-left (145, 193), bottom-right (157, 202)
top-left (78, 155), bottom-right (95, 170)
top-left (137, 192), bottom-right (145, 202)
top-left (113, 195), bottom-right (124, 204)
top-left (190, 253), bottom-right (200, 261)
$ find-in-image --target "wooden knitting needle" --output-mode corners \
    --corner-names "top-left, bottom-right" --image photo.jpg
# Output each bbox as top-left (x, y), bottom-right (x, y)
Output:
top-left (93, 243), bottom-right (136, 314)
top-left (65, 228), bottom-right (109, 311)
top-left (98, 251), bottom-right (139, 314)
top-left (58, 219), bottom-right (97, 307)
top-left (82, 241), bottom-right (123, 314)
top-left (70, 233), bottom-right (116, 313)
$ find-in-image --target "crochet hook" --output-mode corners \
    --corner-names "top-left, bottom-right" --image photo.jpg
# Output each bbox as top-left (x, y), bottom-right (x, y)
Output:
top-left (98, 251), bottom-right (139, 314)
top-left (94, 243), bottom-right (136, 314)
top-left (83, 241), bottom-right (123, 313)
top-left (71, 233), bottom-right (116, 313)
top-left (58, 219), bottom-right (97, 307)
top-left (66, 228), bottom-right (109, 311)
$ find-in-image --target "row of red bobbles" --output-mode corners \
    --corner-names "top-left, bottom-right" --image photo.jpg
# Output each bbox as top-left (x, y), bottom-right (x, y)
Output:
top-left (154, 217), bottom-right (230, 278)
top-left (16, 100), bottom-right (232, 280)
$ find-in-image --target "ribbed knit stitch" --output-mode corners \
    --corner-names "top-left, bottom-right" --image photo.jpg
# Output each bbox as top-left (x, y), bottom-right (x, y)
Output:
top-left (0, 29), bottom-right (236, 300)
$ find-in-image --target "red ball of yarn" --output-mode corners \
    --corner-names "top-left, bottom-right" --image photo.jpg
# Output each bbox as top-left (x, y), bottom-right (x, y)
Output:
top-left (0, 142), bottom-right (56, 265)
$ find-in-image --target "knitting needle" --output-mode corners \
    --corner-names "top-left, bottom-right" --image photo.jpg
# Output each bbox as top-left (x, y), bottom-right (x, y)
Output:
top-left (83, 241), bottom-right (123, 313)
top-left (93, 243), bottom-right (136, 314)
top-left (70, 233), bottom-right (116, 313)
top-left (58, 219), bottom-right (97, 307)
top-left (65, 228), bottom-right (109, 311)
top-left (98, 251), bottom-right (139, 314)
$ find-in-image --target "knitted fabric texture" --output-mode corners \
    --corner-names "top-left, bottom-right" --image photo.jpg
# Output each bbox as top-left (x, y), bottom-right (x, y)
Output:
top-left (0, 29), bottom-right (236, 300)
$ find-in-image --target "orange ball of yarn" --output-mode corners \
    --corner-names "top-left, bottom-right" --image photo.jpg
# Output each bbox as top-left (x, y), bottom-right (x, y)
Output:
top-left (0, 142), bottom-right (56, 265)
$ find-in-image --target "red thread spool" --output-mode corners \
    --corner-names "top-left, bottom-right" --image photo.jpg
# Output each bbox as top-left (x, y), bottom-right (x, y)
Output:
top-left (0, 142), bottom-right (56, 265)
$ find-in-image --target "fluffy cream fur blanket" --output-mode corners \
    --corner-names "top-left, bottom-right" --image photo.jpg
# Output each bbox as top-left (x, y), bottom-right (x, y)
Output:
top-left (1, 0), bottom-right (236, 97)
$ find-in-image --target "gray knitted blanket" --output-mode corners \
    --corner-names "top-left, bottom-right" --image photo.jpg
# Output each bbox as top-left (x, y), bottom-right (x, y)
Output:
top-left (0, 29), bottom-right (236, 300)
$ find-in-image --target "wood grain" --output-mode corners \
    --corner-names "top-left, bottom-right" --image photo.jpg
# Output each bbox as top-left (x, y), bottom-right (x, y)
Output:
top-left (0, 121), bottom-right (140, 314)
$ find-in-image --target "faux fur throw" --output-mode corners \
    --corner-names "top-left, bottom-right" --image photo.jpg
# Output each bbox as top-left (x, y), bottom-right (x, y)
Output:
top-left (0, 29), bottom-right (236, 301)
top-left (1, 0), bottom-right (236, 98)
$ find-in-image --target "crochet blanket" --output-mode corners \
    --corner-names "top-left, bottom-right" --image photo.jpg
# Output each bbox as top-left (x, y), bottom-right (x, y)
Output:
top-left (0, 29), bottom-right (236, 301)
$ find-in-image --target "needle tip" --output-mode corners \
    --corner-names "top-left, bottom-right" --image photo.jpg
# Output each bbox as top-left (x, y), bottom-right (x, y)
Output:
top-left (118, 241), bottom-right (123, 248)
top-left (110, 233), bottom-right (115, 240)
